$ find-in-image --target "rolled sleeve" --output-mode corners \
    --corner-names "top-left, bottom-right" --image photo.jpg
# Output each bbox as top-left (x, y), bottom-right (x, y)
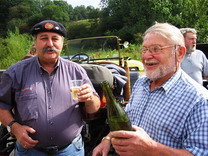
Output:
top-left (183, 100), bottom-right (208, 156)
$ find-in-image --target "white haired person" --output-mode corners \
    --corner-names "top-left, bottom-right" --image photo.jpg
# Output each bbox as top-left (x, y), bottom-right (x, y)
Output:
top-left (93, 23), bottom-right (208, 156)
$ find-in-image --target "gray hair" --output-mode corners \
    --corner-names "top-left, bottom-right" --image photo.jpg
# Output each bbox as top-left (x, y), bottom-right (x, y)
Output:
top-left (180, 28), bottom-right (197, 37)
top-left (144, 23), bottom-right (185, 46)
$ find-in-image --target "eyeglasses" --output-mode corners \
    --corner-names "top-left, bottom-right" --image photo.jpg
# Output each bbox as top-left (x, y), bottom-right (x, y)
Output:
top-left (140, 45), bottom-right (175, 55)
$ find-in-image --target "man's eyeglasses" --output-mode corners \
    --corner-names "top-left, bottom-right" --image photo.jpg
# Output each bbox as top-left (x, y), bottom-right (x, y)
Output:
top-left (140, 45), bottom-right (176, 55)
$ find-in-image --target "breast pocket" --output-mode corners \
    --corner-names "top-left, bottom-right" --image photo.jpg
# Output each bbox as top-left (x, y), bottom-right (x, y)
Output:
top-left (15, 89), bottom-right (38, 122)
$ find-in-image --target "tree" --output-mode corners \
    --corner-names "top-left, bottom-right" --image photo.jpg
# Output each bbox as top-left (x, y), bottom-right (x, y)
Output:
top-left (73, 5), bottom-right (88, 20)
top-left (100, 0), bottom-right (208, 43)
top-left (53, 0), bottom-right (74, 21)
top-left (178, 0), bottom-right (208, 42)
top-left (86, 6), bottom-right (100, 19)
top-left (1, 0), bottom-right (208, 43)
top-left (41, 4), bottom-right (69, 23)
top-left (0, 0), bottom-right (24, 36)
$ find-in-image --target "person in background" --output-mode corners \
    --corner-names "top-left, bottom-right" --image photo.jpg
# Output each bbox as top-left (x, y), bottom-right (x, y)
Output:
top-left (0, 20), bottom-right (101, 156)
top-left (180, 28), bottom-right (208, 85)
top-left (93, 23), bottom-right (208, 156)
top-left (21, 43), bottom-right (37, 60)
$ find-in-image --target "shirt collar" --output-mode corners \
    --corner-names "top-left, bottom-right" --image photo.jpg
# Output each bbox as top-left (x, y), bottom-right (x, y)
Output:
top-left (142, 69), bottom-right (182, 93)
top-left (35, 56), bottom-right (60, 74)
top-left (162, 69), bottom-right (182, 93)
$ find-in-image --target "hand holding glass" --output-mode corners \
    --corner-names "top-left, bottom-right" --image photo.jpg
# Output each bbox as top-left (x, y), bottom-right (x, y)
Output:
top-left (70, 80), bottom-right (82, 100)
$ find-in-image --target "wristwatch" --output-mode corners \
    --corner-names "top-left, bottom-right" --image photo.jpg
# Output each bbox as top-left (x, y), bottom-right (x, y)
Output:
top-left (7, 120), bottom-right (17, 133)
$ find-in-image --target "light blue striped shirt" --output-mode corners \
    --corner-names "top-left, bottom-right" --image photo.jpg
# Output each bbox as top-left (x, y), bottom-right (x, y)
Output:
top-left (125, 69), bottom-right (208, 156)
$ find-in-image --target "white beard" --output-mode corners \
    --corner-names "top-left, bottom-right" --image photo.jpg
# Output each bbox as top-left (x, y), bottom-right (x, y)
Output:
top-left (145, 54), bottom-right (176, 81)
top-left (186, 46), bottom-right (196, 54)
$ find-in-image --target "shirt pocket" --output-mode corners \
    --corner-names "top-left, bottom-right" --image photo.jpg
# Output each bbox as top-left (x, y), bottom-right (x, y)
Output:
top-left (15, 89), bottom-right (38, 122)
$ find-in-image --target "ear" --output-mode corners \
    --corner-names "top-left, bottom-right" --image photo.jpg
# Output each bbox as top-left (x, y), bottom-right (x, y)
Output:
top-left (176, 46), bottom-right (186, 62)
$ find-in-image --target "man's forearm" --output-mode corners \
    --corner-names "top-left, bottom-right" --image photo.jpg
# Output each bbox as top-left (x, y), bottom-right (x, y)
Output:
top-left (85, 94), bottom-right (101, 114)
top-left (0, 108), bottom-right (15, 126)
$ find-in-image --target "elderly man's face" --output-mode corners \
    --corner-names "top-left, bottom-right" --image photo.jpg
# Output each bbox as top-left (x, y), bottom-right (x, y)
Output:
top-left (184, 32), bottom-right (197, 54)
top-left (142, 33), bottom-right (176, 81)
top-left (34, 32), bottom-right (64, 64)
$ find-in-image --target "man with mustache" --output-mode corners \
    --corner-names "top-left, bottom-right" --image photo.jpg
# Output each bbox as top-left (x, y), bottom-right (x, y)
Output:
top-left (93, 23), bottom-right (208, 156)
top-left (0, 20), bottom-right (101, 155)
top-left (180, 28), bottom-right (208, 85)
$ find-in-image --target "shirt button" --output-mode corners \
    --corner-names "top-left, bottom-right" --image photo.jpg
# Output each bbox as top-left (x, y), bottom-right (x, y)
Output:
top-left (48, 105), bottom-right (52, 109)
top-left (49, 121), bottom-right (53, 125)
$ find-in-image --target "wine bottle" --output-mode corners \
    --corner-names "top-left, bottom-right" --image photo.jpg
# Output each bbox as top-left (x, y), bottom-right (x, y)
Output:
top-left (101, 80), bottom-right (132, 131)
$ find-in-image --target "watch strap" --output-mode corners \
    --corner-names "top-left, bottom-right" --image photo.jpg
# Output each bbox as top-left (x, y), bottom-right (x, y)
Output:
top-left (8, 120), bottom-right (17, 128)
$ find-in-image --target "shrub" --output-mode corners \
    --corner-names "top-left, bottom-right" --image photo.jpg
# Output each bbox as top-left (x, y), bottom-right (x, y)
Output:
top-left (0, 28), bottom-right (33, 69)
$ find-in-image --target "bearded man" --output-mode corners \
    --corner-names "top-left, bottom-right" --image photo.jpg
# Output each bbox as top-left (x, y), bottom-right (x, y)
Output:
top-left (180, 28), bottom-right (208, 85)
top-left (92, 23), bottom-right (208, 156)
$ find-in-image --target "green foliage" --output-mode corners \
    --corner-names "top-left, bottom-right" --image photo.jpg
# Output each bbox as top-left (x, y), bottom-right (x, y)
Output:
top-left (100, 0), bottom-right (208, 43)
top-left (120, 44), bottom-right (142, 60)
top-left (68, 19), bottom-right (101, 39)
top-left (1, 0), bottom-right (208, 68)
top-left (0, 29), bottom-right (33, 69)
top-left (0, 0), bottom-right (101, 37)
top-left (85, 49), bottom-right (119, 59)
top-left (68, 20), bottom-right (92, 39)
top-left (40, 4), bottom-right (69, 25)
top-left (1, 0), bottom-right (208, 43)
top-left (76, 47), bottom-right (142, 61)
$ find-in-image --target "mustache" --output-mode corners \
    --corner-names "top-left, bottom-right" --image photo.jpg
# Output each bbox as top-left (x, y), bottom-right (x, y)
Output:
top-left (42, 47), bottom-right (60, 53)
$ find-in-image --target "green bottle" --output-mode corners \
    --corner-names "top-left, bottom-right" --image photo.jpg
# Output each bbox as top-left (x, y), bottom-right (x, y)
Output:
top-left (101, 80), bottom-right (132, 131)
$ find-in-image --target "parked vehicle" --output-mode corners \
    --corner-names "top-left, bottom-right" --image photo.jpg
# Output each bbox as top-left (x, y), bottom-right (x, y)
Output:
top-left (65, 36), bottom-right (143, 71)
top-left (196, 43), bottom-right (208, 59)
top-left (65, 36), bottom-right (144, 95)
top-left (64, 36), bottom-right (144, 155)
top-left (0, 36), bottom-right (143, 155)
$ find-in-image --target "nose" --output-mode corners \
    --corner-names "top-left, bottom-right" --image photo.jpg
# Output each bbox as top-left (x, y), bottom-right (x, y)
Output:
top-left (46, 39), bottom-right (53, 47)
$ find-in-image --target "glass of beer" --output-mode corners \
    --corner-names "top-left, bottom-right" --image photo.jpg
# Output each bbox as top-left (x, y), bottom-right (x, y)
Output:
top-left (70, 80), bottom-right (83, 100)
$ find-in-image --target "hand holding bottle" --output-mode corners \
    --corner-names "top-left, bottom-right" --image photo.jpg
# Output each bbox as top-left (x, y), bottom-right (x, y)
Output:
top-left (110, 125), bottom-right (157, 156)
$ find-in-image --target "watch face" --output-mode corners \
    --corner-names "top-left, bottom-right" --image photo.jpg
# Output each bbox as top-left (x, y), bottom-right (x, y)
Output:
top-left (7, 125), bottom-right (11, 132)
top-left (7, 121), bottom-right (16, 133)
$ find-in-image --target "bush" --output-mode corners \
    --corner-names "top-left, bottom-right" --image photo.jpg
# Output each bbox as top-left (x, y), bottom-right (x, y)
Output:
top-left (120, 44), bottom-right (142, 60)
top-left (0, 28), bottom-right (33, 69)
